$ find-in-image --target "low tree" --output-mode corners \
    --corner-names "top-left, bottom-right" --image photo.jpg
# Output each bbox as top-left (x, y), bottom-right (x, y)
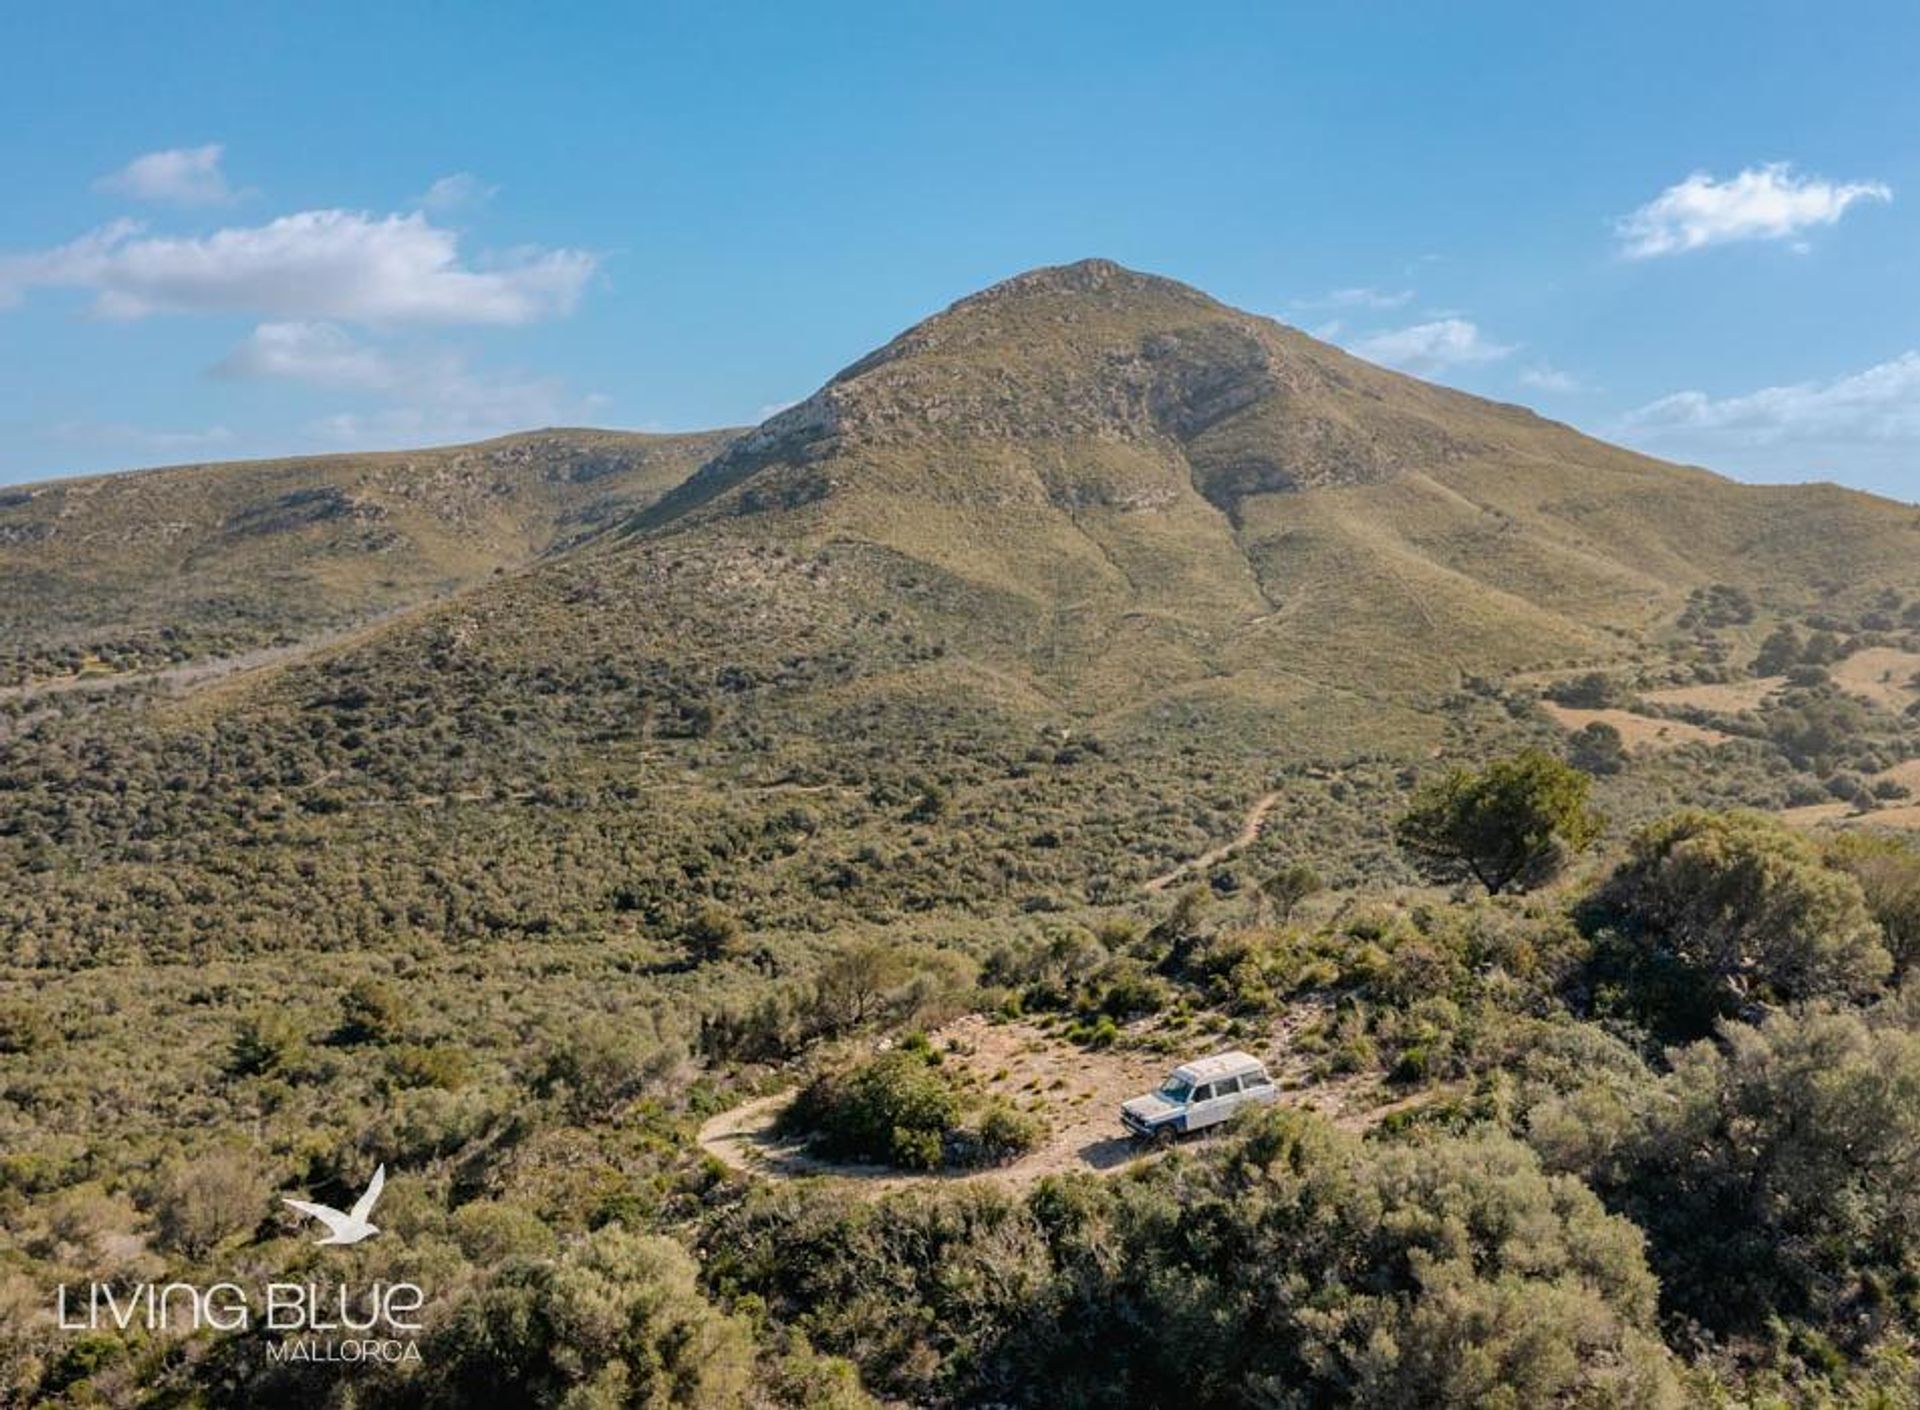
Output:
top-left (1828, 832), bottom-right (1920, 977)
top-left (337, 975), bottom-right (412, 1043)
top-left (1540, 1006), bottom-right (1920, 1338)
top-left (681, 902), bottom-right (744, 965)
top-left (1567, 720), bottom-right (1626, 776)
top-left (812, 940), bottom-right (910, 1034)
top-left (148, 1152), bottom-right (266, 1260)
top-left (1754, 622), bottom-right (1804, 676)
top-left (539, 1020), bottom-right (681, 1121)
top-left (1394, 750), bottom-right (1605, 895)
top-left (1258, 863), bottom-right (1322, 924)
top-left (1601, 810), bottom-right (1890, 1010)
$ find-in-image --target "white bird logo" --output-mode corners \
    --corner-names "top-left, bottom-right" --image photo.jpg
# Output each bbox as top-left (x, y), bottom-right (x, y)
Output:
top-left (283, 1164), bottom-right (386, 1245)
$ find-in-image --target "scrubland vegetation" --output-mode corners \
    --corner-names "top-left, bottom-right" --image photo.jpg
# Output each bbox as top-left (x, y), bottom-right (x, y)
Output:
top-left (6, 665), bottom-right (1919, 1404)
top-left (5, 261), bottom-right (1920, 1405)
top-left (4, 545), bottom-right (1919, 1407)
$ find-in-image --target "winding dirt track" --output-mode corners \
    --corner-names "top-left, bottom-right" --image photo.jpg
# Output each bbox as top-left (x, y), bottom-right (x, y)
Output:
top-left (695, 1007), bottom-right (1415, 1193)
top-left (697, 1016), bottom-right (1172, 1192)
top-left (1143, 790), bottom-right (1282, 893)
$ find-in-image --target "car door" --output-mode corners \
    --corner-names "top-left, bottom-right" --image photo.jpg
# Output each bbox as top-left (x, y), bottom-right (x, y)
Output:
top-left (1189, 1077), bottom-right (1237, 1130)
top-left (1238, 1066), bottom-right (1277, 1109)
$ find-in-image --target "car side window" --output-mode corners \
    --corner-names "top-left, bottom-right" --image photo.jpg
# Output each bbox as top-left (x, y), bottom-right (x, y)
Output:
top-left (1190, 1084), bottom-right (1213, 1103)
top-left (1243, 1069), bottom-right (1273, 1089)
top-left (1216, 1076), bottom-right (1242, 1095)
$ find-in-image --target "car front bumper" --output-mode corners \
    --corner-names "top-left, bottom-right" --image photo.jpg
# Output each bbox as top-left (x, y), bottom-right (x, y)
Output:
top-left (1121, 1110), bottom-right (1167, 1139)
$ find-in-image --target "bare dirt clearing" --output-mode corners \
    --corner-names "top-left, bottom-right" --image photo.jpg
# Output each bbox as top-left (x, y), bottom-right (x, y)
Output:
top-left (697, 1006), bottom-right (1401, 1191)
top-left (1640, 677), bottom-right (1785, 713)
top-left (1781, 759), bottom-right (1920, 832)
top-left (1832, 648), bottom-right (1920, 712)
top-left (1781, 801), bottom-right (1920, 832)
top-left (1539, 703), bottom-right (1733, 752)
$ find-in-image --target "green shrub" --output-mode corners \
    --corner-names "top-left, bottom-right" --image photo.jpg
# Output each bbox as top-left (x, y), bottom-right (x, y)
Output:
top-left (387, 1042), bottom-right (475, 1090)
top-left (888, 1125), bottom-right (943, 1170)
top-left (539, 1021), bottom-right (681, 1121)
top-left (1093, 959), bottom-right (1168, 1019)
top-left (0, 1001), bottom-right (55, 1055)
top-left (147, 1152), bottom-right (265, 1260)
top-left (1594, 809), bottom-right (1891, 1025)
top-left (228, 1007), bottom-right (303, 1077)
top-left (682, 903), bottom-right (745, 964)
top-left (450, 1199), bottom-right (558, 1263)
top-left (338, 976), bottom-right (412, 1043)
top-left (782, 1049), bottom-right (961, 1168)
top-left (426, 1226), bottom-right (759, 1406)
top-left (970, 1102), bottom-right (1045, 1165)
top-left (1065, 1014), bottom-right (1119, 1049)
top-left (1536, 1005), bottom-right (1920, 1342)
top-left (1391, 1044), bottom-right (1430, 1084)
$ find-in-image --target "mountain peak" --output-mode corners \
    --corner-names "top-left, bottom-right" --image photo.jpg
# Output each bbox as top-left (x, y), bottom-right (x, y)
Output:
top-left (825, 258), bottom-right (1223, 390)
top-left (639, 262), bottom-right (1586, 531)
top-left (959, 256), bottom-right (1217, 305)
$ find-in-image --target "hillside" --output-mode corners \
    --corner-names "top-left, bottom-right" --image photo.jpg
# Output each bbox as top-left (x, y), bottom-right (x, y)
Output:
top-left (0, 426), bottom-right (733, 686)
top-left (4, 260), bottom-right (1920, 1407)
top-left (634, 259), bottom-right (1916, 729)
top-left (3, 259), bottom-right (1915, 963)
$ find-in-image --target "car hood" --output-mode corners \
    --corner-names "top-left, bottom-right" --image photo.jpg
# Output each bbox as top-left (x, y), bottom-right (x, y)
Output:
top-left (1122, 1094), bottom-right (1181, 1123)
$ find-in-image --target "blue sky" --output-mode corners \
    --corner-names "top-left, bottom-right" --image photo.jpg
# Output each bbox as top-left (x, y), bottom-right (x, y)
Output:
top-left (2, 2), bottom-right (1917, 501)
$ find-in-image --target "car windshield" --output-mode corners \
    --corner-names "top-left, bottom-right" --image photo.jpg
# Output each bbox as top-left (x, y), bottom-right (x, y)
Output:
top-left (1158, 1076), bottom-right (1193, 1103)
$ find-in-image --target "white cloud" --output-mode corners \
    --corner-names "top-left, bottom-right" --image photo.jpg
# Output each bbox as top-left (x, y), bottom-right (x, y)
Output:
top-left (1519, 366), bottom-right (1583, 394)
top-left (94, 144), bottom-right (235, 206)
top-left (212, 320), bottom-right (401, 391)
top-left (1617, 163), bottom-right (1890, 258)
top-left (0, 210), bottom-right (594, 324)
top-left (1304, 286), bottom-right (1413, 310)
top-left (213, 320), bottom-right (601, 446)
top-left (1349, 318), bottom-right (1515, 372)
top-left (417, 173), bottom-right (499, 212)
top-left (1622, 352), bottom-right (1920, 446)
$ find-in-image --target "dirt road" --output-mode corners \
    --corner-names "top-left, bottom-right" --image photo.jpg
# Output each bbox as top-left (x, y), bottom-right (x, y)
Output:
top-left (1143, 790), bottom-right (1282, 893)
top-left (696, 1006), bottom-right (1399, 1191)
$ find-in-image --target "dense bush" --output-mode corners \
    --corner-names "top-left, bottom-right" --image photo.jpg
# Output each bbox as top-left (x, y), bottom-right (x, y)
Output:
top-left (781, 1048), bottom-right (964, 1169)
top-left (709, 1108), bottom-right (1683, 1408)
top-left (1568, 720), bottom-right (1627, 776)
top-left (424, 1224), bottom-right (869, 1407)
top-left (1532, 1003), bottom-right (1920, 1344)
top-left (1593, 810), bottom-right (1891, 1025)
top-left (1829, 832), bottom-right (1920, 976)
top-left (967, 1101), bottom-right (1044, 1165)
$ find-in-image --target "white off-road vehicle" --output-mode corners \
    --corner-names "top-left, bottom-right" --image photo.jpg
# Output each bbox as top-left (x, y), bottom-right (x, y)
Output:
top-left (1120, 1050), bottom-right (1278, 1143)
